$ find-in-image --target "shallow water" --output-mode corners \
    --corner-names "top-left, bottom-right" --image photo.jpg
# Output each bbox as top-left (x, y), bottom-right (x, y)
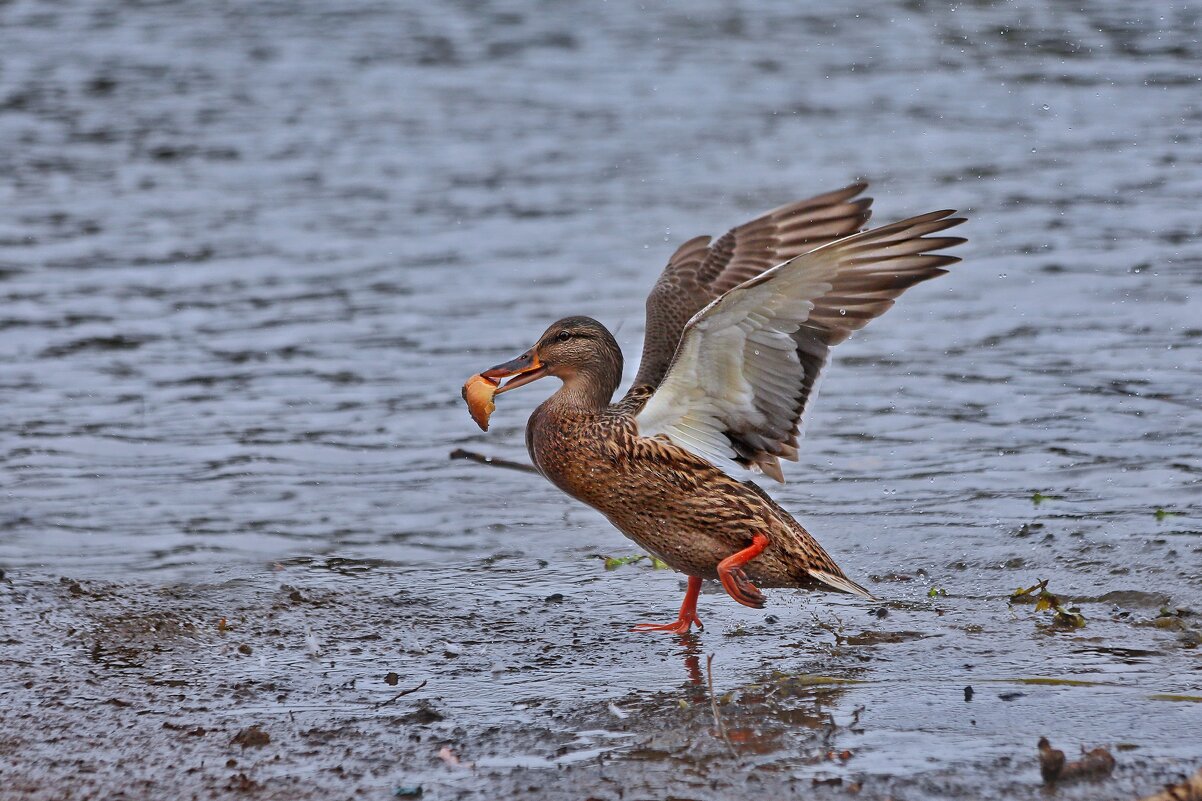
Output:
top-left (1, 0), bottom-right (1200, 798)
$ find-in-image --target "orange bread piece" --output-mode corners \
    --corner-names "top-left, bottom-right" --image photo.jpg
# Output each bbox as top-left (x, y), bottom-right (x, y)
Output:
top-left (462, 374), bottom-right (499, 431)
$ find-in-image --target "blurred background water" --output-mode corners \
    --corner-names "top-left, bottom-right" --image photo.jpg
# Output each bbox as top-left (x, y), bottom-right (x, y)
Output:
top-left (1, 0), bottom-right (1198, 577)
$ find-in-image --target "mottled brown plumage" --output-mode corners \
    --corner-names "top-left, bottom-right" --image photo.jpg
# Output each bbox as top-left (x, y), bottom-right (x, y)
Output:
top-left (471, 185), bottom-right (966, 631)
top-left (524, 322), bottom-right (846, 592)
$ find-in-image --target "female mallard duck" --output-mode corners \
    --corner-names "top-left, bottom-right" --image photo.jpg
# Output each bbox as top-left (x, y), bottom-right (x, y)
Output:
top-left (465, 183), bottom-right (965, 633)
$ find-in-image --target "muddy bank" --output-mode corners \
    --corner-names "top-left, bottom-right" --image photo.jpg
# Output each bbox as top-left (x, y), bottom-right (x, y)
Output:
top-left (2, 565), bottom-right (1199, 800)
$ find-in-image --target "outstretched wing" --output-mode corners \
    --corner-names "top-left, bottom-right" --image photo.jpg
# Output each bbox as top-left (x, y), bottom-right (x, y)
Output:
top-left (634, 210), bottom-right (967, 482)
top-left (632, 183), bottom-right (873, 391)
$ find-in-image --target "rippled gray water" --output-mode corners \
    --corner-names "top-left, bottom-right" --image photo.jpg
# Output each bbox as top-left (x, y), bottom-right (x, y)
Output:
top-left (1, 1), bottom-right (1200, 798)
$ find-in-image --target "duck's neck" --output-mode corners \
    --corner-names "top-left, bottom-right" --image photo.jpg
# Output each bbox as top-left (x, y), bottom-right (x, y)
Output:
top-left (544, 337), bottom-right (623, 416)
top-left (550, 364), bottom-right (620, 413)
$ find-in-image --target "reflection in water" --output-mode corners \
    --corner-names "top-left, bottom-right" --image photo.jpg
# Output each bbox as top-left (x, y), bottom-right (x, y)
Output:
top-left (680, 652), bottom-right (857, 758)
top-left (677, 636), bottom-right (705, 690)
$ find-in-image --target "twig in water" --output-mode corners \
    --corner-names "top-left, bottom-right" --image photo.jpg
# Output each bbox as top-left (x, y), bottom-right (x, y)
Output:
top-left (822, 711), bottom-right (838, 748)
top-left (449, 448), bottom-right (539, 474)
top-left (374, 679), bottom-right (428, 709)
top-left (706, 653), bottom-right (737, 757)
top-left (811, 612), bottom-right (846, 646)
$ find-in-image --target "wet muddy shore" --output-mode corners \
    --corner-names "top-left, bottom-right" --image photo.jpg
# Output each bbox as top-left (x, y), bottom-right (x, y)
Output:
top-left (2, 0), bottom-right (1201, 798)
top-left (3, 558), bottom-right (1200, 800)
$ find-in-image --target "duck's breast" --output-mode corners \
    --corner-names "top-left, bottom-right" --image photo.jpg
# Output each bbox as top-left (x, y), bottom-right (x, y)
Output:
top-left (526, 404), bottom-right (637, 507)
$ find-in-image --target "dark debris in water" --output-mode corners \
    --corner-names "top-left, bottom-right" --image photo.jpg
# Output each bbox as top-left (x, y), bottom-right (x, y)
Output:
top-left (844, 630), bottom-right (929, 647)
top-left (1038, 736), bottom-right (1116, 785)
top-left (231, 726), bottom-right (271, 750)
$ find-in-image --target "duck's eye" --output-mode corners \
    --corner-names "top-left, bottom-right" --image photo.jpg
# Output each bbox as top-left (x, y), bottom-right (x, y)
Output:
top-left (555, 331), bottom-right (572, 343)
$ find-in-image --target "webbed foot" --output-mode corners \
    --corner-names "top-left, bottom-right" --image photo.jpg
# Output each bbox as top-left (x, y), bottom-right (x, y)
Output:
top-left (717, 533), bottom-right (770, 609)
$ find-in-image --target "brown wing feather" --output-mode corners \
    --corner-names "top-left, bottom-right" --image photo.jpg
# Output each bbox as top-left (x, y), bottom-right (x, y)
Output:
top-left (698, 184), bottom-right (874, 293)
top-left (634, 209), bottom-right (967, 483)
top-left (629, 182), bottom-right (873, 393)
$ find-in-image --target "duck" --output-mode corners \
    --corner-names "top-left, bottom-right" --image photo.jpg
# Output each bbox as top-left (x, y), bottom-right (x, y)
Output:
top-left (464, 183), bottom-right (965, 633)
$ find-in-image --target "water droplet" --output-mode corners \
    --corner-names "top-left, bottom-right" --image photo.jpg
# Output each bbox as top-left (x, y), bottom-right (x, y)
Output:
top-left (838, 308), bottom-right (847, 316)
top-left (1041, 103), bottom-right (1050, 111)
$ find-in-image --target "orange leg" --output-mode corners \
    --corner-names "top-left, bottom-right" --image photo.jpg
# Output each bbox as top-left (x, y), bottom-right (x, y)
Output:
top-left (718, 533), bottom-right (769, 609)
top-left (631, 576), bottom-right (704, 634)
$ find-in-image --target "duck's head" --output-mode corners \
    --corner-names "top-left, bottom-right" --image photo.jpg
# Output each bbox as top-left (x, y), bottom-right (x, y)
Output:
top-left (480, 316), bottom-right (623, 401)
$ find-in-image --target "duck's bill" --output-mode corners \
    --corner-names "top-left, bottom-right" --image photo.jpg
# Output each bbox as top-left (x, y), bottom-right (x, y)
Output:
top-left (482, 352), bottom-right (548, 394)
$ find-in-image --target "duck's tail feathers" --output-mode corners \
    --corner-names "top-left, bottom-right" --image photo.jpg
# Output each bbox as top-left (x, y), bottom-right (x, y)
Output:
top-left (808, 569), bottom-right (877, 601)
